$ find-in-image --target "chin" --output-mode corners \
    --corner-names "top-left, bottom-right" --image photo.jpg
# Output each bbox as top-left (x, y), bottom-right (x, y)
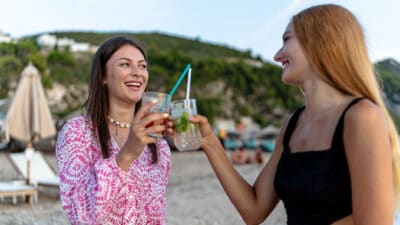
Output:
top-left (282, 71), bottom-right (301, 84)
top-left (282, 74), bottom-right (294, 84)
top-left (131, 91), bottom-right (144, 99)
top-left (132, 96), bottom-right (142, 103)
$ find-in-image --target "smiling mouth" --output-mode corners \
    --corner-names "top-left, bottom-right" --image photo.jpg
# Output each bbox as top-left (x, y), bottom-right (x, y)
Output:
top-left (125, 81), bottom-right (142, 88)
top-left (282, 61), bottom-right (289, 69)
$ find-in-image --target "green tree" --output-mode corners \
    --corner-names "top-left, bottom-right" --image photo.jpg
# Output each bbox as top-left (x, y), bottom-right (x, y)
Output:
top-left (28, 52), bottom-right (47, 73)
top-left (47, 50), bottom-right (77, 83)
top-left (0, 55), bottom-right (22, 77)
top-left (47, 50), bottom-right (76, 67)
top-left (15, 40), bottom-right (39, 63)
top-left (0, 43), bottom-right (16, 56)
top-left (0, 56), bottom-right (22, 98)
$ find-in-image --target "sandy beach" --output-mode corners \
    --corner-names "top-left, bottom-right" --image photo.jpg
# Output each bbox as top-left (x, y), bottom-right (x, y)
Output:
top-left (0, 151), bottom-right (286, 225)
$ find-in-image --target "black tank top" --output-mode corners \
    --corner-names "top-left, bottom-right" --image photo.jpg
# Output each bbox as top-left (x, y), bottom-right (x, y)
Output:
top-left (274, 98), bottom-right (363, 225)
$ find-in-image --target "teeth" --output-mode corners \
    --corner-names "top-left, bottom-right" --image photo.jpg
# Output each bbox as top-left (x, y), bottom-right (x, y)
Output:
top-left (126, 82), bottom-right (141, 87)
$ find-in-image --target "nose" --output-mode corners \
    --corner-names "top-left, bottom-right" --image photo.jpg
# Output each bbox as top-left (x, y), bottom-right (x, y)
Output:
top-left (130, 64), bottom-right (142, 76)
top-left (274, 48), bottom-right (283, 62)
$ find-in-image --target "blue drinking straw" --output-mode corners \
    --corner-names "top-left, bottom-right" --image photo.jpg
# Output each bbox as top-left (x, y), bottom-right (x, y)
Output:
top-left (169, 64), bottom-right (191, 97)
top-left (160, 64), bottom-right (191, 111)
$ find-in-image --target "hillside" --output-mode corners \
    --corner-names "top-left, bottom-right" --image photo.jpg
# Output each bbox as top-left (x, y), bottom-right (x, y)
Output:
top-left (15, 31), bottom-right (302, 127)
top-left (31, 31), bottom-right (254, 59)
top-left (376, 58), bottom-right (400, 104)
top-left (1, 31), bottom-right (400, 129)
top-left (376, 58), bottom-right (400, 126)
top-left (377, 58), bottom-right (400, 74)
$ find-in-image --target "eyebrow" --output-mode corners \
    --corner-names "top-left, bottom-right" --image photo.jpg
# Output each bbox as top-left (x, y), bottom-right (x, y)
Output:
top-left (118, 57), bottom-right (146, 63)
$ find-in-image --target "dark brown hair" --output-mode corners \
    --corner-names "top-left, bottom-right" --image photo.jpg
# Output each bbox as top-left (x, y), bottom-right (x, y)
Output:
top-left (83, 36), bottom-right (158, 163)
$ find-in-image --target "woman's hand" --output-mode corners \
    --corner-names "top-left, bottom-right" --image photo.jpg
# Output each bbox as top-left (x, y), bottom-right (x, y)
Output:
top-left (189, 115), bottom-right (221, 151)
top-left (117, 101), bottom-right (169, 168)
top-left (167, 114), bottom-right (222, 152)
top-left (166, 118), bottom-right (174, 138)
top-left (189, 115), bottom-right (214, 138)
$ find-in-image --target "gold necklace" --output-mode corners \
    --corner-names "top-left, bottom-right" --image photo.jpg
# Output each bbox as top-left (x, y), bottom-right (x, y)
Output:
top-left (107, 116), bottom-right (132, 136)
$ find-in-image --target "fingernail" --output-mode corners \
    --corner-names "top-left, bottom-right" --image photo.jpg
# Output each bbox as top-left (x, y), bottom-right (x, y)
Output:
top-left (151, 99), bottom-right (158, 103)
top-left (163, 113), bottom-right (169, 117)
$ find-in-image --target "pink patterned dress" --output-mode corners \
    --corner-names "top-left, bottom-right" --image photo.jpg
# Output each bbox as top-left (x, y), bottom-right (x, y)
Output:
top-left (56, 116), bottom-right (171, 225)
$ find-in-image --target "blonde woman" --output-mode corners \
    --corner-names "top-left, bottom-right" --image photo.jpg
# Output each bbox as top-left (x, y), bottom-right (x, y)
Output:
top-left (189, 4), bottom-right (400, 225)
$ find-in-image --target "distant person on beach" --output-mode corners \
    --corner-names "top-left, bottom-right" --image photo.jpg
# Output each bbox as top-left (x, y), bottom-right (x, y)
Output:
top-left (56, 36), bottom-right (172, 224)
top-left (190, 4), bottom-right (400, 225)
top-left (231, 146), bottom-right (248, 165)
top-left (231, 146), bottom-right (264, 165)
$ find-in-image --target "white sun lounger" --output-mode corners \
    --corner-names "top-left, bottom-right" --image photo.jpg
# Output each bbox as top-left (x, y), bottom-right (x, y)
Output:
top-left (8, 151), bottom-right (59, 188)
top-left (0, 182), bottom-right (38, 205)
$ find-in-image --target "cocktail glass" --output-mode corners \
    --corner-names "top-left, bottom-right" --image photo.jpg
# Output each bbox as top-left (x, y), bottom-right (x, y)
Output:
top-left (142, 91), bottom-right (171, 138)
top-left (171, 99), bottom-right (201, 151)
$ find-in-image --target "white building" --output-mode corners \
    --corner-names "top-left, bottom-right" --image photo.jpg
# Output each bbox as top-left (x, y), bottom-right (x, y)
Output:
top-left (37, 34), bottom-right (57, 48)
top-left (70, 42), bottom-right (90, 52)
top-left (56, 37), bottom-right (74, 49)
top-left (37, 33), bottom-right (93, 52)
top-left (0, 32), bottom-right (12, 43)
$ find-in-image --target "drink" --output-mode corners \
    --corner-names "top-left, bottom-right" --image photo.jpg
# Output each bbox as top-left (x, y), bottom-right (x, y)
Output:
top-left (171, 99), bottom-right (201, 151)
top-left (145, 118), bottom-right (168, 129)
top-left (142, 91), bottom-right (171, 138)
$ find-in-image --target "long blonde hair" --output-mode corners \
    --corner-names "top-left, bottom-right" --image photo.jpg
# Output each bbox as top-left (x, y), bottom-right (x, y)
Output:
top-left (292, 4), bottom-right (400, 201)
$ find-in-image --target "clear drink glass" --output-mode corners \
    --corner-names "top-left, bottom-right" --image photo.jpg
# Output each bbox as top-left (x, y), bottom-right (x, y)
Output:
top-left (141, 91), bottom-right (171, 138)
top-left (171, 99), bottom-right (202, 151)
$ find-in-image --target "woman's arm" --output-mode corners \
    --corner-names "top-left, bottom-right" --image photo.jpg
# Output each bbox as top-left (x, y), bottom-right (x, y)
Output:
top-left (191, 115), bottom-right (289, 225)
top-left (344, 99), bottom-right (394, 225)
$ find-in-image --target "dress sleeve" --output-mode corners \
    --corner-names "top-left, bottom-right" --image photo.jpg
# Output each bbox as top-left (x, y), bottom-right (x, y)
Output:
top-left (56, 118), bottom-right (129, 224)
top-left (158, 139), bottom-right (171, 185)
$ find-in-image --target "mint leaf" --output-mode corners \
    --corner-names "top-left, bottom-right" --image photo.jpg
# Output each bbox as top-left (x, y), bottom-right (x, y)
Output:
top-left (173, 111), bottom-right (190, 132)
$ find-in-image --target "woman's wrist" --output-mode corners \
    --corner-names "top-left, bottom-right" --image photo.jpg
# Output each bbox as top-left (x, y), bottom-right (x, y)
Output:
top-left (202, 133), bottom-right (223, 153)
top-left (116, 145), bottom-right (142, 167)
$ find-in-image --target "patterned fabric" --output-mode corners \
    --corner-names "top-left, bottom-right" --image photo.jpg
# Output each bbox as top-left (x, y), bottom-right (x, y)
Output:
top-left (56, 116), bottom-right (171, 225)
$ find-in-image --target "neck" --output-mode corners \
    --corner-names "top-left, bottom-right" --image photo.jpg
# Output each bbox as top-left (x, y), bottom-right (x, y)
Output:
top-left (301, 79), bottom-right (351, 118)
top-left (108, 99), bottom-right (136, 123)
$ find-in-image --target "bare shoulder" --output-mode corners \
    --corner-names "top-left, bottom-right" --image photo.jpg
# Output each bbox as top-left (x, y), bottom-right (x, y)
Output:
top-left (344, 98), bottom-right (386, 129)
top-left (343, 98), bottom-right (391, 157)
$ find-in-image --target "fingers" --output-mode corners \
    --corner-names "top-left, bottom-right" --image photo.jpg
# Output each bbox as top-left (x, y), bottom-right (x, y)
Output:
top-left (141, 112), bottom-right (170, 128)
top-left (189, 115), bottom-right (211, 128)
top-left (130, 112), bottom-right (170, 143)
top-left (189, 115), bottom-right (213, 137)
top-left (166, 119), bottom-right (174, 137)
top-left (123, 101), bottom-right (170, 156)
top-left (135, 100), bottom-right (158, 121)
top-left (143, 123), bottom-right (168, 136)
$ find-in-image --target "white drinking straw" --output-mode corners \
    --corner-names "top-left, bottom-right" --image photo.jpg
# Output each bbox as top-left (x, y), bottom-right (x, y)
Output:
top-left (186, 68), bottom-right (192, 100)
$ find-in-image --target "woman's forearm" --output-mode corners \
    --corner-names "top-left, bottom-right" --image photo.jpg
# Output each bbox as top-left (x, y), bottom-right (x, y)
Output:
top-left (202, 134), bottom-right (262, 222)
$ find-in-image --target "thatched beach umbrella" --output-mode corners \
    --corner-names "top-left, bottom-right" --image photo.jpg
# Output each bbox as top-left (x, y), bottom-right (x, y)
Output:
top-left (5, 62), bottom-right (56, 184)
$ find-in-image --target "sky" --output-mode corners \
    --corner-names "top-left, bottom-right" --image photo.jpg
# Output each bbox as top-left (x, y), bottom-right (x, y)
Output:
top-left (0, 0), bottom-right (399, 63)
